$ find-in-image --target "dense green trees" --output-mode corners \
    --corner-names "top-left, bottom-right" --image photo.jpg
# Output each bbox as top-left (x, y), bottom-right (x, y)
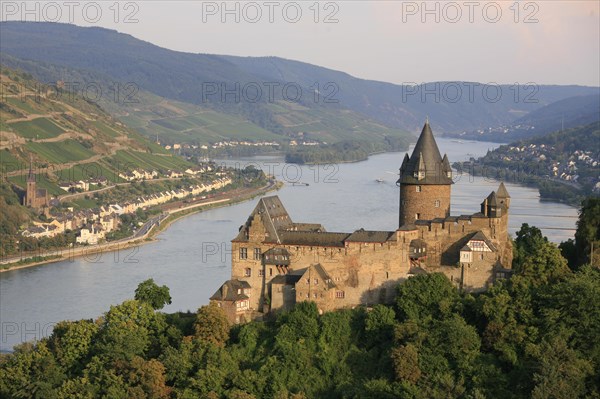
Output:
top-left (1, 220), bottom-right (600, 398)
top-left (561, 198), bottom-right (600, 269)
top-left (135, 279), bottom-right (173, 310)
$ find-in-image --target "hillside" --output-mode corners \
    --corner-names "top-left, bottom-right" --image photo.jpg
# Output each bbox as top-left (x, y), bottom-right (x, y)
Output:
top-left (0, 22), bottom-right (413, 149)
top-left (0, 66), bottom-right (195, 196)
top-left (1, 22), bottom-right (598, 138)
top-left (444, 94), bottom-right (600, 142)
top-left (456, 122), bottom-right (600, 204)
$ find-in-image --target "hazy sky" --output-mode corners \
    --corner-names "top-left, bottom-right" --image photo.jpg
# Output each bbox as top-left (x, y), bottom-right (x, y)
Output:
top-left (3, 1), bottom-right (599, 86)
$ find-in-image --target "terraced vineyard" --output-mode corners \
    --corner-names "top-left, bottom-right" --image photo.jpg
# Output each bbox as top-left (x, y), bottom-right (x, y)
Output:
top-left (0, 66), bottom-right (195, 194)
top-left (9, 117), bottom-right (64, 139)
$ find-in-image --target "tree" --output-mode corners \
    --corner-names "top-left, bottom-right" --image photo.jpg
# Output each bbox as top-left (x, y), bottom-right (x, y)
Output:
top-left (94, 300), bottom-right (167, 361)
top-left (531, 338), bottom-right (593, 399)
top-left (49, 319), bottom-right (99, 372)
top-left (0, 341), bottom-right (66, 399)
top-left (194, 303), bottom-right (230, 346)
top-left (513, 224), bottom-right (570, 285)
top-left (396, 273), bottom-right (459, 322)
top-left (134, 279), bottom-right (172, 310)
top-left (364, 304), bottom-right (396, 345)
top-left (391, 344), bottom-right (421, 383)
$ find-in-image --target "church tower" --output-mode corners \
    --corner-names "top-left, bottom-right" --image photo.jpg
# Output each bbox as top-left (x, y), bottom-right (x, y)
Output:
top-left (25, 159), bottom-right (36, 208)
top-left (397, 120), bottom-right (453, 226)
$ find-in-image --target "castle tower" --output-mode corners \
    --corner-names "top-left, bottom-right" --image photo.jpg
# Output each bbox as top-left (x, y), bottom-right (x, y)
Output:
top-left (397, 120), bottom-right (453, 226)
top-left (25, 159), bottom-right (36, 207)
top-left (496, 182), bottom-right (511, 209)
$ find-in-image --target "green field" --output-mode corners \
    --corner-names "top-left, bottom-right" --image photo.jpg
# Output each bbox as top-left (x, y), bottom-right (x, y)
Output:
top-left (91, 120), bottom-right (121, 138)
top-left (26, 140), bottom-right (95, 163)
top-left (57, 162), bottom-right (122, 184)
top-left (4, 96), bottom-right (39, 114)
top-left (9, 173), bottom-right (63, 196)
top-left (0, 149), bottom-right (23, 171)
top-left (9, 117), bottom-right (65, 139)
top-left (124, 107), bottom-right (282, 143)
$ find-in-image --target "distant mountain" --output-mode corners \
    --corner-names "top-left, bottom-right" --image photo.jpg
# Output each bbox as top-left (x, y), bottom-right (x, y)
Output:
top-left (445, 94), bottom-right (600, 142)
top-left (0, 24), bottom-right (412, 148)
top-left (222, 55), bottom-right (600, 132)
top-left (2, 22), bottom-right (598, 139)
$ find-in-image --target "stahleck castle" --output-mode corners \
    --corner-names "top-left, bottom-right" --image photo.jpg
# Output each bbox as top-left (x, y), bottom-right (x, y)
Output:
top-left (211, 121), bottom-right (513, 323)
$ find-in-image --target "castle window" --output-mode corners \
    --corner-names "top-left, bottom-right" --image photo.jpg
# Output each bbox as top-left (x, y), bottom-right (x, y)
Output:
top-left (434, 200), bottom-right (440, 207)
top-left (314, 293), bottom-right (318, 299)
top-left (480, 254), bottom-right (484, 260)
top-left (335, 291), bottom-right (345, 299)
top-left (269, 268), bottom-right (273, 276)
top-left (416, 185), bottom-right (422, 192)
top-left (254, 248), bottom-right (261, 260)
top-left (258, 269), bottom-right (264, 277)
top-left (244, 268), bottom-right (252, 277)
top-left (240, 247), bottom-right (248, 260)
top-left (415, 213), bottom-right (420, 220)
top-left (314, 278), bottom-right (319, 285)
top-left (447, 171), bottom-right (452, 178)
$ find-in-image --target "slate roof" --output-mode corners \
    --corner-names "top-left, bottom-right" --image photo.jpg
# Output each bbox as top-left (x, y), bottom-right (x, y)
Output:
top-left (486, 191), bottom-right (498, 206)
top-left (465, 231), bottom-right (497, 252)
top-left (279, 231), bottom-right (350, 247)
top-left (398, 121), bottom-right (454, 185)
top-left (297, 264), bottom-right (337, 289)
top-left (233, 196), bottom-right (293, 243)
top-left (292, 223), bottom-right (325, 232)
top-left (210, 279), bottom-right (251, 302)
top-left (270, 273), bottom-right (303, 285)
top-left (263, 247), bottom-right (291, 265)
top-left (346, 228), bottom-right (395, 243)
top-left (496, 182), bottom-right (510, 198)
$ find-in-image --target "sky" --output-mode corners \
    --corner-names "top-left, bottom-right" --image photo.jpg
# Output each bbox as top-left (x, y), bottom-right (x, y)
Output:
top-left (2, 1), bottom-right (599, 86)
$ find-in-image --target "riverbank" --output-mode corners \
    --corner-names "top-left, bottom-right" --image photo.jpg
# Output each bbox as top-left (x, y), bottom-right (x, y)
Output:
top-left (0, 181), bottom-right (282, 273)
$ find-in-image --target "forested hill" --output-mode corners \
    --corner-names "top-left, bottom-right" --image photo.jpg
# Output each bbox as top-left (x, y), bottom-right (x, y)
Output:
top-left (2, 22), bottom-right (598, 135)
top-left (1, 207), bottom-right (600, 398)
top-left (458, 122), bottom-right (600, 205)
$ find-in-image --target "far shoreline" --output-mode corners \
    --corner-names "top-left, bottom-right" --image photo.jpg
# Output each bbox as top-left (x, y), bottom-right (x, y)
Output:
top-left (0, 181), bottom-right (282, 273)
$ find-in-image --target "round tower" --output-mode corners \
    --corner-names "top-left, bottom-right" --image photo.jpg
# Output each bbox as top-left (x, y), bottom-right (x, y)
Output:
top-left (397, 121), bottom-right (453, 227)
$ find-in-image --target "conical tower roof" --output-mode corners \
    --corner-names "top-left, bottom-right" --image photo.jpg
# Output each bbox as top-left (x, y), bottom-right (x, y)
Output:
top-left (486, 191), bottom-right (498, 206)
top-left (399, 121), bottom-right (453, 185)
top-left (496, 182), bottom-right (510, 198)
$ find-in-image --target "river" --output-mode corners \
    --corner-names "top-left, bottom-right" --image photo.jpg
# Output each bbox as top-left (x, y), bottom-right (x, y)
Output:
top-left (0, 138), bottom-right (578, 351)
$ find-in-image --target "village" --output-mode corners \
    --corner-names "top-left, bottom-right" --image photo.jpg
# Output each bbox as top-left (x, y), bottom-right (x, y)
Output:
top-left (20, 164), bottom-right (233, 245)
top-left (498, 143), bottom-right (599, 188)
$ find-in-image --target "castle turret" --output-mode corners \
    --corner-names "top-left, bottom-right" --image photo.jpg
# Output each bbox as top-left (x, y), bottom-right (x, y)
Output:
top-left (485, 191), bottom-right (500, 218)
top-left (496, 182), bottom-right (511, 209)
top-left (397, 120), bottom-right (453, 226)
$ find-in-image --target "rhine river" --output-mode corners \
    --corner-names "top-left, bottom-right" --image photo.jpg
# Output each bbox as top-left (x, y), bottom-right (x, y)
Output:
top-left (0, 138), bottom-right (578, 351)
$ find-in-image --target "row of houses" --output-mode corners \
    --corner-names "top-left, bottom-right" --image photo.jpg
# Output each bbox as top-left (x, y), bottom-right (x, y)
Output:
top-left (58, 177), bottom-right (110, 193)
top-left (21, 177), bottom-right (233, 244)
top-left (118, 165), bottom-right (214, 181)
top-left (22, 206), bottom-right (121, 244)
top-left (119, 177), bottom-right (232, 211)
